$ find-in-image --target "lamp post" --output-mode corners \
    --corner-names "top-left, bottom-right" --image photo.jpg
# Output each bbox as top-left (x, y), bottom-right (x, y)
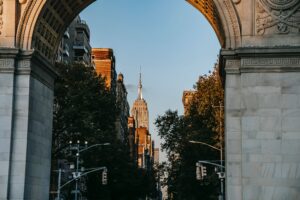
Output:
top-left (189, 140), bottom-right (224, 200)
top-left (213, 101), bottom-right (224, 200)
top-left (56, 141), bottom-right (110, 200)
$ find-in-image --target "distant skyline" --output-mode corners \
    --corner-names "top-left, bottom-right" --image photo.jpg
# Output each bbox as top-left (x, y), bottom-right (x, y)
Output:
top-left (80, 0), bottom-right (220, 161)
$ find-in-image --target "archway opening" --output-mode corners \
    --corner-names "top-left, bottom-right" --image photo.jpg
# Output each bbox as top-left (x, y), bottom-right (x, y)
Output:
top-left (48, 0), bottom-right (222, 199)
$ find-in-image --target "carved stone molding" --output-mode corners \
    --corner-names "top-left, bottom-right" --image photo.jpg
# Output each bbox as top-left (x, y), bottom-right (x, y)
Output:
top-left (0, 59), bottom-right (15, 73)
top-left (256, 0), bottom-right (300, 35)
top-left (225, 59), bottom-right (241, 74)
top-left (0, 59), bottom-right (14, 68)
top-left (0, 0), bottom-right (3, 35)
top-left (19, 0), bottom-right (27, 4)
top-left (225, 57), bottom-right (300, 73)
top-left (241, 57), bottom-right (300, 72)
top-left (16, 0), bottom-right (40, 49)
top-left (18, 60), bottom-right (30, 69)
top-left (242, 57), bottom-right (300, 66)
top-left (232, 0), bottom-right (241, 4)
top-left (222, 0), bottom-right (242, 48)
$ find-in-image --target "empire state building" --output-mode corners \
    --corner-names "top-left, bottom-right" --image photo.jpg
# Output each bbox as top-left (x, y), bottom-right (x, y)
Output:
top-left (130, 72), bottom-right (154, 169)
top-left (131, 72), bottom-right (149, 130)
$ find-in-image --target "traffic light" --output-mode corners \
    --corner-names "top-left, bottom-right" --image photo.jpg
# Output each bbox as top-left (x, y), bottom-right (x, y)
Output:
top-left (102, 169), bottom-right (107, 185)
top-left (196, 163), bottom-right (207, 180)
top-left (201, 165), bottom-right (207, 177)
top-left (196, 163), bottom-right (203, 180)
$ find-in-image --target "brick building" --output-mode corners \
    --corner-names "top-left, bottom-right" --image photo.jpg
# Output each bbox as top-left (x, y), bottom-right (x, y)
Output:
top-left (91, 48), bottom-right (116, 90)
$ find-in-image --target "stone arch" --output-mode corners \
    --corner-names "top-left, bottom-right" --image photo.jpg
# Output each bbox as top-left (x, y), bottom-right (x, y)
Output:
top-left (17, 0), bottom-right (95, 61)
top-left (187, 0), bottom-right (241, 49)
top-left (2, 1), bottom-right (300, 200)
top-left (17, 0), bottom-right (240, 63)
top-left (17, 0), bottom-right (46, 50)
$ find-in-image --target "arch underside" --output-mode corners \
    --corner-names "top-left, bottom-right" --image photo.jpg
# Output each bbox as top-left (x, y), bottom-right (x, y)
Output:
top-left (18, 0), bottom-right (241, 63)
top-left (18, 0), bottom-right (95, 62)
top-left (187, 0), bottom-right (241, 49)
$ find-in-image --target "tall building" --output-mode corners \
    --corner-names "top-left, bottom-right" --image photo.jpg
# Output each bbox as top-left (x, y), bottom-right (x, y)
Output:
top-left (135, 127), bottom-right (152, 169)
top-left (115, 73), bottom-right (130, 142)
top-left (131, 72), bottom-right (154, 169)
top-left (57, 16), bottom-right (92, 66)
top-left (92, 48), bottom-right (131, 142)
top-left (91, 48), bottom-right (116, 91)
top-left (128, 116), bottom-right (137, 162)
top-left (131, 73), bottom-right (149, 130)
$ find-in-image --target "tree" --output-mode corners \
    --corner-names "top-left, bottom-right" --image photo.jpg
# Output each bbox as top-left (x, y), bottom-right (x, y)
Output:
top-left (52, 62), bottom-right (117, 157)
top-left (155, 66), bottom-right (224, 199)
top-left (51, 62), bottom-right (117, 198)
top-left (187, 65), bottom-right (224, 152)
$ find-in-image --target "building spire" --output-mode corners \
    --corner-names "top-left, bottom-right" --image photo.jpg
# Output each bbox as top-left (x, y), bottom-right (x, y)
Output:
top-left (138, 67), bottom-right (143, 99)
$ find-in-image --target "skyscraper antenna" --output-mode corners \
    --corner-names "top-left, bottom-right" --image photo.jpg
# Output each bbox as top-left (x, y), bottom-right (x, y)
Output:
top-left (138, 66), bottom-right (143, 100)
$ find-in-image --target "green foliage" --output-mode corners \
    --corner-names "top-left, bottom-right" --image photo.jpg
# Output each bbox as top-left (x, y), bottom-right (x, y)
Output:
top-left (155, 66), bottom-right (224, 199)
top-left (52, 62), bottom-right (156, 199)
top-left (52, 62), bottom-right (117, 158)
top-left (188, 66), bottom-right (224, 149)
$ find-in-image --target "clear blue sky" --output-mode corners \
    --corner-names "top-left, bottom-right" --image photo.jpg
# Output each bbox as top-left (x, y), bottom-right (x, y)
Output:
top-left (80, 0), bottom-right (220, 162)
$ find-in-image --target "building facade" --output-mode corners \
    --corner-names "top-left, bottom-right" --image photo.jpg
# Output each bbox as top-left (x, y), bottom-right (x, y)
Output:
top-left (131, 73), bottom-right (149, 130)
top-left (115, 73), bottom-right (130, 142)
top-left (130, 73), bottom-right (154, 169)
top-left (91, 48), bottom-right (117, 91)
top-left (57, 16), bottom-right (92, 66)
top-left (128, 116), bottom-right (137, 162)
top-left (92, 48), bottom-right (131, 143)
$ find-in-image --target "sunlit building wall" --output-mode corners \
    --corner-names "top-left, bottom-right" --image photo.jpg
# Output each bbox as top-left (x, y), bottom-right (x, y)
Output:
top-left (91, 48), bottom-right (117, 91)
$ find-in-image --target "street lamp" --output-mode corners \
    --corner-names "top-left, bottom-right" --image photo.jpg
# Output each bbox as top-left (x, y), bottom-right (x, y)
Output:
top-left (189, 140), bottom-right (224, 200)
top-left (213, 101), bottom-right (224, 200)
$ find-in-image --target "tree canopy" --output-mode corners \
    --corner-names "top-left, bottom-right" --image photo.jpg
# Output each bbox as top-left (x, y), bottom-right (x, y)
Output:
top-left (155, 66), bottom-right (224, 199)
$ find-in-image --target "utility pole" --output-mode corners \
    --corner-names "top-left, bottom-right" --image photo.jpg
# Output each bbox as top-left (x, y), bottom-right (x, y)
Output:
top-left (189, 100), bottom-right (224, 199)
top-left (75, 140), bottom-right (80, 200)
top-left (57, 168), bottom-right (62, 200)
top-left (213, 101), bottom-right (224, 200)
top-left (68, 141), bottom-right (110, 200)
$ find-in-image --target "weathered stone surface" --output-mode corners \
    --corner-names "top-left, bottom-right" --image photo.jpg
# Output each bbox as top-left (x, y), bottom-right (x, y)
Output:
top-left (0, 49), bottom-right (55, 200)
top-left (224, 48), bottom-right (300, 199)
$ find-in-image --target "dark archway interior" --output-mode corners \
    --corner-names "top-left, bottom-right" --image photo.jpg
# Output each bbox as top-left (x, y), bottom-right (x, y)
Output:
top-left (31, 0), bottom-right (95, 61)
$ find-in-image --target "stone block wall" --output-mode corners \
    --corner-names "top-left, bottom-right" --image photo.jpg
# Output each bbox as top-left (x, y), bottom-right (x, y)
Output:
top-left (0, 56), bottom-right (15, 199)
top-left (225, 50), bottom-right (300, 200)
top-left (0, 49), bottom-right (56, 200)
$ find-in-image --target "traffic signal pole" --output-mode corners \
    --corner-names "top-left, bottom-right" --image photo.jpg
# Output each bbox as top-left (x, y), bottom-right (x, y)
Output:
top-left (56, 142), bottom-right (110, 200)
top-left (56, 167), bottom-right (107, 200)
